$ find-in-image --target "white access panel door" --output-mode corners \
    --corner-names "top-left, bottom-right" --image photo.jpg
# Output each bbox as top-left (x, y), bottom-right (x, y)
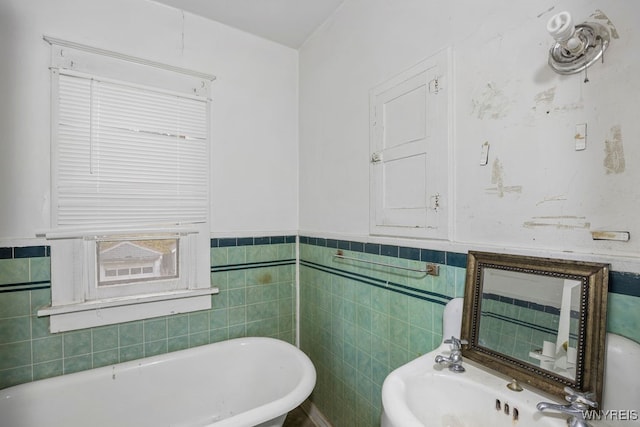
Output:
top-left (370, 48), bottom-right (450, 239)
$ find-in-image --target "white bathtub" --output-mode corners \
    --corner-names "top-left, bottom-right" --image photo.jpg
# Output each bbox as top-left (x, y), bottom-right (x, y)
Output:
top-left (0, 337), bottom-right (316, 427)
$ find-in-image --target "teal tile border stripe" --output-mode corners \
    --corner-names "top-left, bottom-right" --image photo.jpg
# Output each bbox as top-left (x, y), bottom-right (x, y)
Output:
top-left (299, 236), bottom-right (640, 298)
top-left (210, 235), bottom-right (297, 272)
top-left (0, 281), bottom-right (51, 293)
top-left (482, 292), bottom-right (579, 318)
top-left (610, 271), bottom-right (640, 297)
top-left (300, 259), bottom-right (450, 306)
top-left (0, 247), bottom-right (51, 293)
top-left (481, 311), bottom-right (576, 338)
top-left (212, 259), bottom-right (296, 272)
top-left (299, 236), bottom-right (466, 267)
top-left (1, 236), bottom-right (639, 297)
top-left (211, 235), bottom-right (296, 247)
top-left (0, 246), bottom-right (49, 259)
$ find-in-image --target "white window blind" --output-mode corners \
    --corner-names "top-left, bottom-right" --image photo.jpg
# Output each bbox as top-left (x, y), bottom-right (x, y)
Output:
top-left (53, 71), bottom-right (209, 228)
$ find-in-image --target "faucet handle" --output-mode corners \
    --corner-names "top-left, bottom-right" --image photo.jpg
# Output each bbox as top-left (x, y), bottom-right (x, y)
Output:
top-left (444, 336), bottom-right (468, 350)
top-left (564, 387), bottom-right (598, 409)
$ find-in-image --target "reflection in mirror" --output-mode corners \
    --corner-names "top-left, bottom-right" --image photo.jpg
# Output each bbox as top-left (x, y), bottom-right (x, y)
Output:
top-left (478, 269), bottom-right (581, 380)
top-left (461, 251), bottom-right (609, 405)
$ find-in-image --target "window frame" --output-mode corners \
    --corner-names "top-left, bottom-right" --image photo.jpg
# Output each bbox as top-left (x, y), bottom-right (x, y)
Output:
top-left (38, 38), bottom-right (217, 333)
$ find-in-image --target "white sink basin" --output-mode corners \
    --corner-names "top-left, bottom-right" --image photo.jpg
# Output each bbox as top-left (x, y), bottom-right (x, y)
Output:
top-left (382, 344), bottom-right (565, 427)
top-left (385, 298), bottom-right (640, 427)
top-left (381, 342), bottom-right (637, 427)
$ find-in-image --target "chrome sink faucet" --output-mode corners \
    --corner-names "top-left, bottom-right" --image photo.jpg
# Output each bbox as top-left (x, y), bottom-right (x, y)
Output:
top-left (435, 336), bottom-right (468, 372)
top-left (537, 387), bottom-right (597, 427)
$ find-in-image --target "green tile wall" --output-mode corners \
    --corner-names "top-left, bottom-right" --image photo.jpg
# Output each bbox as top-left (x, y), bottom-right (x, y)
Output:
top-left (299, 240), bottom-right (466, 427)
top-left (210, 237), bottom-right (297, 343)
top-left (298, 237), bottom-right (640, 427)
top-left (0, 237), bottom-right (296, 389)
top-left (2, 236), bottom-right (640, 427)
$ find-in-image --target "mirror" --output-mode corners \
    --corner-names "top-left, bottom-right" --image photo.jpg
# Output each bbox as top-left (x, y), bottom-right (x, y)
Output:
top-left (461, 251), bottom-right (609, 404)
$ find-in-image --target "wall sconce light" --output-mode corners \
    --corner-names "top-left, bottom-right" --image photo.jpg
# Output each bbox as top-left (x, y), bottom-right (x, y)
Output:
top-left (546, 11), bottom-right (610, 76)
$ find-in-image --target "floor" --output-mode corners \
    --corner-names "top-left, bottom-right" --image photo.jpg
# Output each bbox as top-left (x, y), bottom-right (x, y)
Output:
top-left (283, 405), bottom-right (317, 427)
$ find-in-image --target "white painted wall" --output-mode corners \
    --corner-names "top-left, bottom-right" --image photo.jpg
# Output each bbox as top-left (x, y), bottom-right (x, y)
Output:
top-left (0, 0), bottom-right (299, 241)
top-left (3, 0), bottom-right (639, 269)
top-left (299, 0), bottom-right (640, 266)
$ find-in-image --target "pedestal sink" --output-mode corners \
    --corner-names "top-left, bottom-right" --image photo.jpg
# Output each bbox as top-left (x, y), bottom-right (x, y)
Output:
top-left (381, 343), bottom-right (564, 427)
top-left (381, 298), bottom-right (639, 427)
top-left (381, 338), bottom-right (639, 427)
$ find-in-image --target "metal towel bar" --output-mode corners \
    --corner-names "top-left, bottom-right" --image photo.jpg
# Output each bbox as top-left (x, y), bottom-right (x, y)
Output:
top-left (333, 250), bottom-right (439, 276)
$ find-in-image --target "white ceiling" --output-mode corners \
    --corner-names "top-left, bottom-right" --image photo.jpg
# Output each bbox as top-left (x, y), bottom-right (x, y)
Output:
top-left (151, 0), bottom-right (344, 48)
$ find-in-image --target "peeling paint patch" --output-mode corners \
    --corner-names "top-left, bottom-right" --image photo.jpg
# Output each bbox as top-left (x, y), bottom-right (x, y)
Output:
top-left (534, 87), bottom-right (556, 104)
top-left (604, 125), bottom-right (625, 174)
top-left (523, 216), bottom-right (590, 230)
top-left (531, 100), bottom-right (583, 115)
top-left (487, 158), bottom-right (522, 197)
top-left (590, 9), bottom-right (620, 39)
top-left (491, 158), bottom-right (505, 197)
top-left (471, 82), bottom-right (511, 120)
top-left (536, 195), bottom-right (567, 206)
top-left (552, 102), bottom-right (584, 112)
top-left (485, 186), bottom-right (522, 196)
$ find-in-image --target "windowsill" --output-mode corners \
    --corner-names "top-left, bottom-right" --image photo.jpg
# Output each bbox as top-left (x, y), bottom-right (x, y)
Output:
top-left (40, 287), bottom-right (219, 333)
top-left (38, 288), bottom-right (219, 317)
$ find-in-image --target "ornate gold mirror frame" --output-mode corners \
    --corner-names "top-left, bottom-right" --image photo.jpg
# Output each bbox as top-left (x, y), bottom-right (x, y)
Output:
top-left (461, 251), bottom-right (609, 404)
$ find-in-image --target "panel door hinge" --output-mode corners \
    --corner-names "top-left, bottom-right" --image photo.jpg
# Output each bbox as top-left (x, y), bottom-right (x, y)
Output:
top-left (431, 193), bottom-right (441, 212)
top-left (370, 152), bottom-right (382, 163)
top-left (429, 77), bottom-right (441, 94)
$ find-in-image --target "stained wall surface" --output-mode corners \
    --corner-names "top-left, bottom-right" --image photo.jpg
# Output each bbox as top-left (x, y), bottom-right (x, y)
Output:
top-left (299, 0), bottom-right (640, 268)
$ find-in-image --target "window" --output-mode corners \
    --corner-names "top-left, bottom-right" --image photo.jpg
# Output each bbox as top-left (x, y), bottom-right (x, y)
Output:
top-left (97, 237), bottom-right (178, 287)
top-left (369, 48), bottom-right (451, 240)
top-left (38, 38), bottom-right (217, 332)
